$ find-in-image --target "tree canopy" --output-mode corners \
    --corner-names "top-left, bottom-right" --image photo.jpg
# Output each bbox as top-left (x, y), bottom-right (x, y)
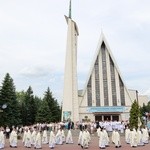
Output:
top-left (0, 73), bottom-right (61, 127)
top-left (0, 73), bottom-right (21, 126)
top-left (129, 100), bottom-right (141, 129)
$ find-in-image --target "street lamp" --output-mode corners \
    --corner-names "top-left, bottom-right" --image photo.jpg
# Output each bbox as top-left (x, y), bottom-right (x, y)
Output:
top-left (0, 104), bottom-right (7, 112)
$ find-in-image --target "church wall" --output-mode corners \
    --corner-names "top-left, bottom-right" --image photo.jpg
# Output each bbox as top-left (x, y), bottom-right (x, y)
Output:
top-left (106, 48), bottom-right (113, 106)
top-left (80, 90), bottom-right (87, 107)
top-left (78, 33), bottom-right (138, 122)
top-left (125, 89), bottom-right (134, 106)
top-left (99, 49), bottom-right (104, 106)
top-left (91, 69), bottom-right (96, 106)
top-left (115, 68), bottom-right (121, 106)
top-left (138, 95), bottom-right (149, 106)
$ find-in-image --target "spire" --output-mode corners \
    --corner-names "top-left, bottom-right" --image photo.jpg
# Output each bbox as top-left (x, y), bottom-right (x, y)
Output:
top-left (69, 0), bottom-right (72, 19)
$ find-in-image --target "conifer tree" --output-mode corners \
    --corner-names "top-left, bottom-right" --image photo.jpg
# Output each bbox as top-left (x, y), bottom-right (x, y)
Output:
top-left (43, 87), bottom-right (61, 122)
top-left (129, 100), bottom-right (141, 129)
top-left (36, 99), bottom-right (52, 123)
top-left (23, 86), bottom-right (36, 125)
top-left (0, 73), bottom-right (21, 126)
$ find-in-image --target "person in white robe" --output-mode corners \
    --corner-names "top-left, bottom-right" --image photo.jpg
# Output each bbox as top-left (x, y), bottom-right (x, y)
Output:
top-left (55, 129), bottom-right (63, 145)
top-left (125, 126), bottom-right (130, 144)
top-left (137, 128), bottom-right (144, 146)
top-left (66, 129), bottom-right (73, 144)
top-left (31, 127), bottom-right (37, 145)
top-left (97, 127), bottom-right (101, 137)
top-left (49, 130), bottom-right (56, 149)
top-left (78, 129), bottom-right (83, 145)
top-left (106, 122), bottom-right (112, 132)
top-left (42, 128), bottom-right (48, 144)
top-left (113, 129), bottom-right (121, 148)
top-left (25, 128), bottom-right (32, 148)
top-left (81, 128), bottom-right (90, 149)
top-left (120, 122), bottom-right (125, 134)
top-left (111, 129), bottom-right (115, 144)
top-left (98, 128), bottom-right (106, 149)
top-left (22, 128), bottom-right (27, 146)
top-left (90, 122), bottom-right (94, 135)
top-left (103, 128), bottom-right (109, 146)
top-left (86, 129), bottom-right (91, 144)
top-left (141, 127), bottom-right (149, 144)
top-left (34, 130), bottom-right (42, 149)
top-left (61, 129), bottom-right (66, 143)
top-left (130, 128), bottom-right (137, 147)
top-left (0, 128), bottom-right (5, 149)
top-left (9, 128), bottom-right (17, 148)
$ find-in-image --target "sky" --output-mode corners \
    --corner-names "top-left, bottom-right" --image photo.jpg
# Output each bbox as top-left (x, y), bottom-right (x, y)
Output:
top-left (0, 0), bottom-right (150, 103)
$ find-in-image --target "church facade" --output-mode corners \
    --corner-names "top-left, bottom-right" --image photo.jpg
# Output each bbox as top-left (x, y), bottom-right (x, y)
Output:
top-left (78, 33), bottom-right (135, 122)
top-left (62, 1), bottom-right (148, 123)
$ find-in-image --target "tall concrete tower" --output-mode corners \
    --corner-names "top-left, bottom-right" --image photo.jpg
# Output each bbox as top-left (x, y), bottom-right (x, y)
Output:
top-left (62, 0), bottom-right (79, 122)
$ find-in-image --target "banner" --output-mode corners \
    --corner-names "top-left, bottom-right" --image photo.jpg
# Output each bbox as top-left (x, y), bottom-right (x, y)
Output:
top-left (87, 106), bottom-right (125, 113)
top-left (63, 111), bottom-right (71, 121)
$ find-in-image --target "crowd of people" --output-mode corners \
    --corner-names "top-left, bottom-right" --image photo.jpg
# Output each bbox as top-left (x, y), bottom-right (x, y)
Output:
top-left (0, 120), bottom-right (149, 149)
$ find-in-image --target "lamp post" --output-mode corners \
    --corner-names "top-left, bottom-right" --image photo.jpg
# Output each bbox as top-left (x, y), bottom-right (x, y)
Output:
top-left (0, 104), bottom-right (7, 112)
top-left (0, 103), bottom-right (7, 126)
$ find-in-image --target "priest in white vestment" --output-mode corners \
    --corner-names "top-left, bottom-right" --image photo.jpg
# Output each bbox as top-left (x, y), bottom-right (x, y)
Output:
top-left (34, 130), bottom-right (42, 149)
top-left (142, 127), bottom-right (149, 144)
top-left (125, 126), bottom-right (130, 144)
top-left (114, 129), bottom-right (121, 148)
top-left (0, 128), bottom-right (5, 149)
top-left (66, 129), bottom-right (73, 144)
top-left (31, 128), bottom-right (37, 145)
top-left (55, 129), bottom-right (63, 145)
top-left (98, 128), bottom-right (106, 149)
top-left (9, 128), bottom-right (17, 148)
top-left (78, 130), bottom-right (83, 145)
top-left (22, 128), bottom-right (27, 146)
top-left (61, 129), bottom-right (66, 143)
top-left (81, 129), bottom-right (90, 149)
top-left (111, 129), bottom-right (115, 144)
top-left (26, 129), bottom-right (32, 148)
top-left (130, 128), bottom-right (137, 147)
top-left (103, 128), bottom-right (109, 146)
top-left (42, 128), bottom-right (48, 144)
top-left (137, 128), bottom-right (144, 146)
top-left (49, 130), bottom-right (56, 149)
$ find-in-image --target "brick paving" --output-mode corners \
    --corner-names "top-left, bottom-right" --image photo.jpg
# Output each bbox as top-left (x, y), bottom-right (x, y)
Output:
top-left (4, 131), bottom-right (150, 150)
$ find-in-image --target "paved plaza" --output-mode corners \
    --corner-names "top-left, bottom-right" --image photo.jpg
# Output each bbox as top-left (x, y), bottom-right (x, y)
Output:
top-left (4, 131), bottom-right (150, 150)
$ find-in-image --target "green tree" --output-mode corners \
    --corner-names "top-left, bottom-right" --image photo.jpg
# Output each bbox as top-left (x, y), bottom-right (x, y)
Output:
top-left (16, 91), bottom-right (27, 125)
top-left (140, 101), bottom-right (150, 124)
top-left (140, 101), bottom-right (150, 115)
top-left (34, 96), bottom-right (42, 110)
top-left (17, 91), bottom-right (42, 125)
top-left (129, 100), bottom-right (141, 129)
top-left (23, 86), bottom-right (36, 125)
top-left (36, 99), bottom-right (52, 123)
top-left (43, 87), bottom-right (61, 122)
top-left (0, 73), bottom-right (21, 126)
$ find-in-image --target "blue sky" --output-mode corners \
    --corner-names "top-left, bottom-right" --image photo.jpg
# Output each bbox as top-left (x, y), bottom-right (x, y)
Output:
top-left (0, 0), bottom-right (150, 103)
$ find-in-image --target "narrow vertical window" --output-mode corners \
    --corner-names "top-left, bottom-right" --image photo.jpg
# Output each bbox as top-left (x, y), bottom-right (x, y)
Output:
top-left (95, 57), bottom-right (100, 106)
top-left (119, 77), bottom-right (125, 106)
top-left (101, 42), bottom-right (109, 106)
top-left (87, 76), bottom-right (92, 106)
top-left (110, 56), bottom-right (117, 106)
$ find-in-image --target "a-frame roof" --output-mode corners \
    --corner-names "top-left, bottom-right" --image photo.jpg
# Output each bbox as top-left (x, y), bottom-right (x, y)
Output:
top-left (80, 32), bottom-right (132, 105)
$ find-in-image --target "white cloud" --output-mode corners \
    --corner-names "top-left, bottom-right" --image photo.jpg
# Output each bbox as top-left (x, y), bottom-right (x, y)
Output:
top-left (0, 0), bottom-right (150, 101)
top-left (19, 65), bottom-right (51, 78)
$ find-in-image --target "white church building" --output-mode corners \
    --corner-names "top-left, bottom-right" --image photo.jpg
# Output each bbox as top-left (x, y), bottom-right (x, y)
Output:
top-left (78, 33), bottom-right (137, 122)
top-left (61, 1), bottom-right (149, 123)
